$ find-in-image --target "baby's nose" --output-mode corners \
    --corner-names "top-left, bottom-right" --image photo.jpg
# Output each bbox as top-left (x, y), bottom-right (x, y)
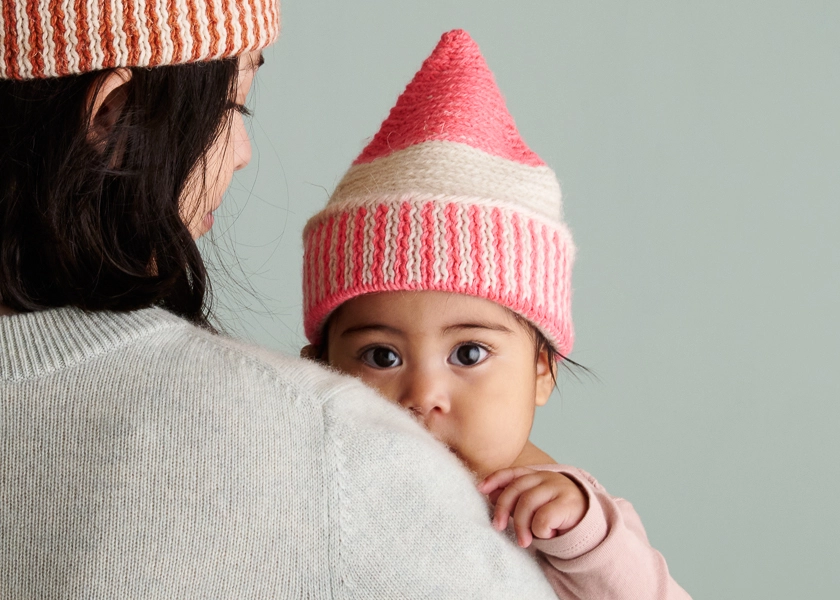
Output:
top-left (400, 370), bottom-right (451, 418)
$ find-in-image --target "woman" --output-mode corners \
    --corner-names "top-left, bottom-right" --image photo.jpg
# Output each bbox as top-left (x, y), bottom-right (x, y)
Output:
top-left (0, 1), bottom-right (557, 597)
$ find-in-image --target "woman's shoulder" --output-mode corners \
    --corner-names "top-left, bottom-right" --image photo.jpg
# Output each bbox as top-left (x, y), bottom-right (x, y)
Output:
top-left (187, 317), bottom-right (368, 403)
top-left (0, 305), bottom-right (365, 411)
top-left (2, 304), bottom-right (423, 462)
top-left (138, 307), bottom-right (371, 408)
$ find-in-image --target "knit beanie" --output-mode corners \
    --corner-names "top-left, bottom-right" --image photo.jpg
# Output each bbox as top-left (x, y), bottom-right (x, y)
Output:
top-left (302, 29), bottom-right (575, 357)
top-left (0, 0), bottom-right (280, 80)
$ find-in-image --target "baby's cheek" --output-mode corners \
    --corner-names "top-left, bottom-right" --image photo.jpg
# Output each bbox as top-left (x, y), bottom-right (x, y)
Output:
top-left (464, 422), bottom-right (524, 476)
top-left (365, 378), bottom-right (415, 418)
top-left (368, 380), bottom-right (401, 405)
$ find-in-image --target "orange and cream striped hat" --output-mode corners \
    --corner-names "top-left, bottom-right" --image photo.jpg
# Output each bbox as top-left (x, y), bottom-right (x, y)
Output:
top-left (0, 0), bottom-right (280, 80)
top-left (302, 29), bottom-right (575, 357)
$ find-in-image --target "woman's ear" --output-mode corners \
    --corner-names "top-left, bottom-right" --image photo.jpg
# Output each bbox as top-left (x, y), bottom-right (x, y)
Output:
top-left (534, 347), bottom-right (554, 407)
top-left (86, 69), bottom-right (132, 147)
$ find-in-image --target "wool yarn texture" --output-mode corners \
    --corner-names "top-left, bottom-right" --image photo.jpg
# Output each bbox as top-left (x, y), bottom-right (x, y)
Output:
top-left (0, 0), bottom-right (280, 79)
top-left (302, 29), bottom-right (576, 357)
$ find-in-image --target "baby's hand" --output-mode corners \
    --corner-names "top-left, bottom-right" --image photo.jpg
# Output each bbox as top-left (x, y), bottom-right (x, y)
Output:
top-left (478, 467), bottom-right (588, 548)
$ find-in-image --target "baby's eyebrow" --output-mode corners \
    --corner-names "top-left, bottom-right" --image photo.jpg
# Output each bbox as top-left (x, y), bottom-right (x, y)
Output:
top-left (339, 324), bottom-right (403, 337)
top-left (442, 322), bottom-right (514, 335)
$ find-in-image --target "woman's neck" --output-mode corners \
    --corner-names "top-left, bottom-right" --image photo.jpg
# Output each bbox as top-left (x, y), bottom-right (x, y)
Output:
top-left (0, 304), bottom-right (16, 317)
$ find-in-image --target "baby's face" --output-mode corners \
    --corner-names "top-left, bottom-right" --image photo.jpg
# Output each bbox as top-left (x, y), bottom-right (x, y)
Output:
top-left (325, 291), bottom-right (553, 479)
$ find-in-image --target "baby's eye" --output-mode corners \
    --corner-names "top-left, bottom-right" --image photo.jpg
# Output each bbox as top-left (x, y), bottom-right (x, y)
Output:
top-left (448, 343), bottom-right (489, 367)
top-left (360, 346), bottom-right (402, 369)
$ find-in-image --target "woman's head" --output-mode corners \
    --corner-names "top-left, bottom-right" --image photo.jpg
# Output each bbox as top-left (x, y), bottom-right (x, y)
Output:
top-left (0, 54), bottom-right (257, 324)
top-left (0, 1), bottom-right (279, 325)
top-left (318, 291), bottom-right (556, 479)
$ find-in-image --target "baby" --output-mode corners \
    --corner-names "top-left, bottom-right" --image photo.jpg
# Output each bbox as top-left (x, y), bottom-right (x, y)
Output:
top-left (301, 29), bottom-right (691, 599)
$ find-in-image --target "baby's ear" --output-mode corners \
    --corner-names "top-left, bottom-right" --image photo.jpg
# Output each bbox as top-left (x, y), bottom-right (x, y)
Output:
top-left (534, 347), bottom-right (554, 407)
top-left (300, 344), bottom-right (319, 361)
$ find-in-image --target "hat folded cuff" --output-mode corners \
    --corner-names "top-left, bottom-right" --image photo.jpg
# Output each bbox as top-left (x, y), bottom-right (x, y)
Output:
top-left (303, 198), bottom-right (575, 356)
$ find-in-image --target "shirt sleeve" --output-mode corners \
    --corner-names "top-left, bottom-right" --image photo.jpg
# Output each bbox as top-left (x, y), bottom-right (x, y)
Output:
top-left (525, 464), bottom-right (693, 600)
top-left (322, 382), bottom-right (559, 600)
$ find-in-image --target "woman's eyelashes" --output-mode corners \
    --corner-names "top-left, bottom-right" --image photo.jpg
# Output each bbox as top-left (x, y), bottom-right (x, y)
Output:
top-left (448, 343), bottom-right (490, 367)
top-left (228, 101), bottom-right (252, 116)
top-left (360, 346), bottom-right (402, 369)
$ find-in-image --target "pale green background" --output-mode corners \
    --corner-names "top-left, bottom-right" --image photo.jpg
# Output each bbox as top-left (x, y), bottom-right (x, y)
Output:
top-left (201, 1), bottom-right (840, 597)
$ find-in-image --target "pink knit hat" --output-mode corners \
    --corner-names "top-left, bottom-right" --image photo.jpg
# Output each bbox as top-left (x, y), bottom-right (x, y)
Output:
top-left (0, 0), bottom-right (280, 80)
top-left (302, 29), bottom-right (575, 357)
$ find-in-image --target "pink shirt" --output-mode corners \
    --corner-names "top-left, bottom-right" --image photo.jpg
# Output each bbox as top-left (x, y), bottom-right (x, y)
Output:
top-left (513, 465), bottom-right (692, 599)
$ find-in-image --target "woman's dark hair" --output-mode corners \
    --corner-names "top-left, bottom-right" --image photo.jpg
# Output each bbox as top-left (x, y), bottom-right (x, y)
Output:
top-left (0, 58), bottom-right (240, 328)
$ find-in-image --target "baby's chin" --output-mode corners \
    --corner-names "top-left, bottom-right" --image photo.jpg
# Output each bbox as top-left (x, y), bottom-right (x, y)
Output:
top-left (433, 434), bottom-right (517, 478)
top-left (450, 449), bottom-right (509, 481)
top-left (441, 444), bottom-right (481, 476)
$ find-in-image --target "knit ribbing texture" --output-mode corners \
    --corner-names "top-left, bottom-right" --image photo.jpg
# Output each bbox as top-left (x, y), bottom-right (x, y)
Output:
top-left (0, 0), bottom-right (280, 79)
top-left (0, 306), bottom-right (559, 597)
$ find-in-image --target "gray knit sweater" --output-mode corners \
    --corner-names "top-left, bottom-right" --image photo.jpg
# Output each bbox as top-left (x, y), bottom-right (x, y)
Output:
top-left (0, 307), bottom-right (555, 598)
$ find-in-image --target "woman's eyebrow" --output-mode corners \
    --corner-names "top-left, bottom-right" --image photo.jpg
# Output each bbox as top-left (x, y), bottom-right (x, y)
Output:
top-left (443, 322), bottom-right (514, 335)
top-left (339, 324), bottom-right (404, 337)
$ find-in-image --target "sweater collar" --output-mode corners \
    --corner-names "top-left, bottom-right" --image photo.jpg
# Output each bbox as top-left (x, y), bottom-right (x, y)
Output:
top-left (0, 306), bottom-right (186, 381)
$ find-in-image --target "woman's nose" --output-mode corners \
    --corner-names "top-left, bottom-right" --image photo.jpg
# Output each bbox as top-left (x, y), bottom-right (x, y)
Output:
top-left (233, 114), bottom-right (252, 171)
top-left (399, 369), bottom-right (451, 418)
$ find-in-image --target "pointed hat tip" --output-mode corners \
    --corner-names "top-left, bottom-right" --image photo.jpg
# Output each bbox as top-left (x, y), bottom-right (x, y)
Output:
top-left (439, 28), bottom-right (475, 44)
top-left (425, 29), bottom-right (483, 67)
top-left (354, 28), bottom-right (545, 167)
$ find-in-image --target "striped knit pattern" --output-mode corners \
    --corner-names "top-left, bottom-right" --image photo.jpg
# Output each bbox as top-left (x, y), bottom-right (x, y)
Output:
top-left (303, 195), bottom-right (575, 356)
top-left (302, 29), bottom-right (575, 356)
top-left (0, 0), bottom-right (280, 80)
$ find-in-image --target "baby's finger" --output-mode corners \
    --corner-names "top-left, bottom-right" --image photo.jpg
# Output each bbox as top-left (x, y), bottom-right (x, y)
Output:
top-left (511, 484), bottom-right (558, 548)
top-left (486, 487), bottom-right (505, 506)
top-left (477, 466), bottom-right (535, 496)
top-left (490, 473), bottom-right (545, 532)
top-left (530, 501), bottom-right (570, 539)
top-left (532, 495), bottom-right (588, 538)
